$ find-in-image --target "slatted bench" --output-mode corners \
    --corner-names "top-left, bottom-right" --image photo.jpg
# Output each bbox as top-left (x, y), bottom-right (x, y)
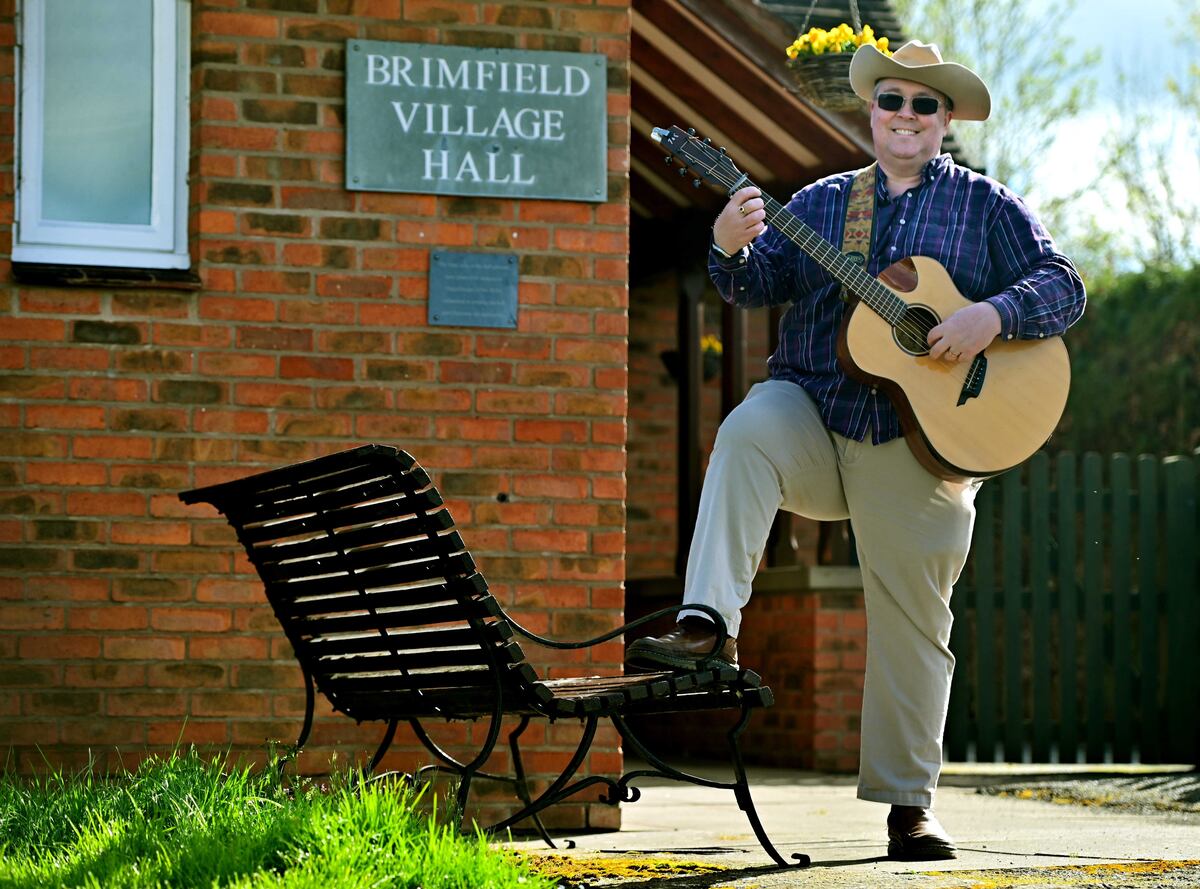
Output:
top-left (179, 444), bottom-right (805, 866)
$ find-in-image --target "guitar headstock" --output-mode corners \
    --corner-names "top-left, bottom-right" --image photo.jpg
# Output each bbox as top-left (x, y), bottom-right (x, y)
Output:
top-left (650, 125), bottom-right (749, 196)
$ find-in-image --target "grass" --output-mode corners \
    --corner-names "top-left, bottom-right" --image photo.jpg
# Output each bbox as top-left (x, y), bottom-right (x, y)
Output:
top-left (0, 748), bottom-right (556, 889)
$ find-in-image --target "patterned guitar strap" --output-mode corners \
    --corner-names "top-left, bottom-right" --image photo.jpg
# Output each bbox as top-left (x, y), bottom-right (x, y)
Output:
top-left (840, 162), bottom-right (876, 303)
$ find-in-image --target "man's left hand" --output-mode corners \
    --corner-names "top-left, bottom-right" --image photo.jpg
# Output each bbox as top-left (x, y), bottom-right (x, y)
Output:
top-left (927, 302), bottom-right (1002, 363)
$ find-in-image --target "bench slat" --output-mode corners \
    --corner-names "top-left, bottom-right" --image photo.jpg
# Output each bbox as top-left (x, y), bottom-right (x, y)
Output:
top-left (303, 622), bottom-right (512, 658)
top-left (276, 575), bottom-right (489, 619)
top-left (254, 531), bottom-right (467, 584)
top-left (284, 597), bottom-right (499, 636)
top-left (236, 491), bottom-right (446, 546)
top-left (231, 468), bottom-right (432, 525)
top-left (179, 444), bottom-right (413, 507)
top-left (249, 511), bottom-right (456, 562)
top-left (312, 639), bottom-right (525, 674)
top-left (263, 551), bottom-right (476, 600)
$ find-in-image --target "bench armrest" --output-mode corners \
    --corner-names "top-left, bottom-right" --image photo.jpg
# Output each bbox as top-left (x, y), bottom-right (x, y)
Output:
top-left (498, 603), bottom-right (730, 662)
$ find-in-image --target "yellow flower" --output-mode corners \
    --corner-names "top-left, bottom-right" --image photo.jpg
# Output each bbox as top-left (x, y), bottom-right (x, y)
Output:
top-left (785, 22), bottom-right (892, 60)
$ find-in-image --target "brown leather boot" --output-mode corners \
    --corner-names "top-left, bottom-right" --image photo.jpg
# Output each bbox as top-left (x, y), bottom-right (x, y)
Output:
top-left (886, 806), bottom-right (956, 860)
top-left (625, 616), bottom-right (738, 671)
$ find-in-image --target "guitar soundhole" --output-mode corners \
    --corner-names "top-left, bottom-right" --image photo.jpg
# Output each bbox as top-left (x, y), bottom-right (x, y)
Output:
top-left (894, 304), bottom-right (940, 356)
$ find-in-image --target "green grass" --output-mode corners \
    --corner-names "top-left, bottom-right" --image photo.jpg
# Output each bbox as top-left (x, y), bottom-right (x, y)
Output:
top-left (0, 748), bottom-right (556, 889)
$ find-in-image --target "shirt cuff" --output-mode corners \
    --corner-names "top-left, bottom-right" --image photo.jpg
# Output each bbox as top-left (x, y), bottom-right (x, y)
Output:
top-left (709, 239), bottom-right (747, 268)
top-left (985, 294), bottom-right (1020, 340)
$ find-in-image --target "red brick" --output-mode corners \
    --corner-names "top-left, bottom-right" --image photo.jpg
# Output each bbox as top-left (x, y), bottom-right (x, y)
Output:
top-left (67, 607), bottom-right (148, 631)
top-left (103, 637), bottom-right (186, 660)
top-left (197, 11), bottom-right (280, 38)
top-left (279, 355), bottom-right (354, 380)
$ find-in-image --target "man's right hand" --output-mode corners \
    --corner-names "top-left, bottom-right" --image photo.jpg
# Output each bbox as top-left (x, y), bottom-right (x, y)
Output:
top-left (713, 186), bottom-right (767, 255)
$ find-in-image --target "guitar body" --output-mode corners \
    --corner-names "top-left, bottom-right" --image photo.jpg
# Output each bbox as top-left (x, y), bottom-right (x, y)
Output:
top-left (838, 255), bottom-right (1070, 481)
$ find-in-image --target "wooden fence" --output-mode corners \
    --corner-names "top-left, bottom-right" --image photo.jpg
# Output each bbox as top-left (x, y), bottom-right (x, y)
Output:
top-left (945, 451), bottom-right (1199, 765)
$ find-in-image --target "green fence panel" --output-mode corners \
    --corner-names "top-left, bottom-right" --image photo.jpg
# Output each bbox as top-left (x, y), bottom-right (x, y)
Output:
top-left (1057, 452), bottom-right (1079, 763)
top-left (1002, 469), bottom-right (1024, 761)
top-left (974, 480), bottom-right (997, 761)
top-left (1029, 453), bottom-right (1052, 762)
top-left (1082, 453), bottom-right (1106, 762)
top-left (1110, 454), bottom-right (1133, 762)
top-left (946, 450), bottom-right (1197, 765)
top-left (1136, 455), bottom-right (1160, 763)
top-left (1164, 456), bottom-right (1198, 762)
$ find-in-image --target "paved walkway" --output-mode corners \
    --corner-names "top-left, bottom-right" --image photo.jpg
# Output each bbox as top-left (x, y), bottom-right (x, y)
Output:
top-left (509, 763), bottom-right (1200, 888)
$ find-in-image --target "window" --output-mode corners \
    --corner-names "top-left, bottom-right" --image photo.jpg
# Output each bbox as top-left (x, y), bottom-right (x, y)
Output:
top-left (14, 0), bottom-right (190, 270)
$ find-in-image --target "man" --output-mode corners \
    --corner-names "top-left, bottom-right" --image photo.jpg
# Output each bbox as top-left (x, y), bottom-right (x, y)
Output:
top-left (626, 41), bottom-right (1086, 860)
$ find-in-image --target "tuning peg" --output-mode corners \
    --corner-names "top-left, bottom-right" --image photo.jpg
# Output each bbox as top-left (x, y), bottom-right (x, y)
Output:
top-left (703, 137), bottom-right (711, 144)
top-left (719, 147), bottom-right (727, 154)
top-left (663, 155), bottom-right (672, 164)
top-left (678, 167), bottom-right (687, 177)
top-left (687, 127), bottom-right (696, 136)
top-left (692, 179), bottom-right (701, 188)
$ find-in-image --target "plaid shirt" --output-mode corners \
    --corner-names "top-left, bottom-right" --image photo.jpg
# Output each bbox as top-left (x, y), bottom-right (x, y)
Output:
top-left (709, 154), bottom-right (1087, 444)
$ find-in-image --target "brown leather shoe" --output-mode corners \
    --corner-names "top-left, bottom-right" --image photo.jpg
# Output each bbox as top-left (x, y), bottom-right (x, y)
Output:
top-left (886, 807), bottom-right (956, 860)
top-left (625, 616), bottom-right (738, 671)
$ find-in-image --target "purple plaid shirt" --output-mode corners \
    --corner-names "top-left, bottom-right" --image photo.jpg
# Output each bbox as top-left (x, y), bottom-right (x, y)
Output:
top-left (709, 154), bottom-right (1086, 444)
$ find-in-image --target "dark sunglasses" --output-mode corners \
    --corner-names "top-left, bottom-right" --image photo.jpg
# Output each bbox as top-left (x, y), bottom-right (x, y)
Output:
top-left (875, 92), bottom-right (943, 115)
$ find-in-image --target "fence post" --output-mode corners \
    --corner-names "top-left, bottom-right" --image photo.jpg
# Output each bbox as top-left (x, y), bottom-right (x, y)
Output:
top-left (1163, 456), bottom-right (1198, 764)
top-left (1136, 455), bottom-right (1160, 762)
top-left (1110, 454), bottom-right (1133, 762)
top-left (1056, 452), bottom-right (1079, 763)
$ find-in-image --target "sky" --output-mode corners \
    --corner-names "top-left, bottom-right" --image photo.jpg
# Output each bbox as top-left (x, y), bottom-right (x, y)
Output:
top-left (1026, 0), bottom-right (1197, 257)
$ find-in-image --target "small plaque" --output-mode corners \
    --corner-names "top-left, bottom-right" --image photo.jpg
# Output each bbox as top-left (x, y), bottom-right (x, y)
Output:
top-left (428, 251), bottom-right (518, 329)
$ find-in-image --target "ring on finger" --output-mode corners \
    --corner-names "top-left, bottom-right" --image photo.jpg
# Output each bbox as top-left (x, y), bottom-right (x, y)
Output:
top-left (738, 205), bottom-right (746, 216)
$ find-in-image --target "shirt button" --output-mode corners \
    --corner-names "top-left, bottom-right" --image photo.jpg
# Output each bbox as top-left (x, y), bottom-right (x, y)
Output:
top-left (899, 219), bottom-right (906, 225)
top-left (1038, 332), bottom-right (1044, 338)
top-left (739, 286), bottom-right (746, 291)
top-left (1006, 334), bottom-right (1014, 340)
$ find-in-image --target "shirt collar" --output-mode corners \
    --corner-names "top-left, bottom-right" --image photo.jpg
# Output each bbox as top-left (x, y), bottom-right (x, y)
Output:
top-left (875, 154), bottom-right (952, 202)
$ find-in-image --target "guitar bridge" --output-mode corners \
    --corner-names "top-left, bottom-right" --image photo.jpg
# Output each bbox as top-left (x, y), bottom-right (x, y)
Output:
top-left (957, 355), bottom-right (987, 405)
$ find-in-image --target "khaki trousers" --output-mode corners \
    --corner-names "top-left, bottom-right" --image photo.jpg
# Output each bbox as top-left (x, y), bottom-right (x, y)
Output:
top-left (681, 380), bottom-right (979, 806)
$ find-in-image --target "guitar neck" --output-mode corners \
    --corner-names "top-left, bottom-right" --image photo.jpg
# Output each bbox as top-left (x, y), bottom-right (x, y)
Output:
top-left (755, 191), bottom-right (908, 325)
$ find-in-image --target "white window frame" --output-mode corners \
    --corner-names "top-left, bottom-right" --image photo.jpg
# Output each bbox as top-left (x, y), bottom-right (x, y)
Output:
top-left (13, 0), bottom-right (190, 269)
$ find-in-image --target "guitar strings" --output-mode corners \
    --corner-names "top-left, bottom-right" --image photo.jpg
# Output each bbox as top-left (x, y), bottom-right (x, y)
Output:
top-left (686, 150), bottom-right (942, 350)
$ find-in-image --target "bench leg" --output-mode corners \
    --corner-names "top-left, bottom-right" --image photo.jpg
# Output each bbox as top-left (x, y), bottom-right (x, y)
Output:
top-left (366, 718), bottom-right (399, 774)
top-left (486, 714), bottom-right (599, 835)
top-left (610, 709), bottom-right (808, 868)
top-left (725, 707), bottom-right (810, 868)
top-left (278, 670), bottom-right (316, 780)
top-left (508, 715), bottom-right (573, 850)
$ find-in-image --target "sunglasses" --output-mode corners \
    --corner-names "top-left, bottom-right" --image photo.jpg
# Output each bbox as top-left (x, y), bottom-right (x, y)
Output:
top-left (875, 92), bottom-right (943, 115)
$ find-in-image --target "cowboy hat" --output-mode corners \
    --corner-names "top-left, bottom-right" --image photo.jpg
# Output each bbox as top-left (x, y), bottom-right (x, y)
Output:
top-left (849, 40), bottom-right (991, 121)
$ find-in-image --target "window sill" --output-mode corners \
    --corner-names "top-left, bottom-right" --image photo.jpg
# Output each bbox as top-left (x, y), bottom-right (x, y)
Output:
top-left (12, 262), bottom-right (202, 291)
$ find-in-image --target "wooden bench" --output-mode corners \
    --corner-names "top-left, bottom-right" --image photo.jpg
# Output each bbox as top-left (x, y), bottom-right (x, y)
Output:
top-left (180, 444), bottom-right (805, 866)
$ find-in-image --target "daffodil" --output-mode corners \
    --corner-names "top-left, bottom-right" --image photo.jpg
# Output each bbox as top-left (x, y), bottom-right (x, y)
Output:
top-left (784, 22), bottom-right (893, 61)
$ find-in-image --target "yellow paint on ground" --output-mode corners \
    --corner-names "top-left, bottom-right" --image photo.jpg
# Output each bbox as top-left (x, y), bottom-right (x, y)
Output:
top-left (522, 852), bottom-right (728, 883)
top-left (925, 859), bottom-right (1200, 889)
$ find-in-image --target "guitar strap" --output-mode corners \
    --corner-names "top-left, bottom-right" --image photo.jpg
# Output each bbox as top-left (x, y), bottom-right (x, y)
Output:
top-left (839, 162), bottom-right (877, 303)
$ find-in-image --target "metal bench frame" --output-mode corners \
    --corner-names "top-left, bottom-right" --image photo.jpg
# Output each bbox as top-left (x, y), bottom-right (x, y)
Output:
top-left (180, 444), bottom-right (806, 866)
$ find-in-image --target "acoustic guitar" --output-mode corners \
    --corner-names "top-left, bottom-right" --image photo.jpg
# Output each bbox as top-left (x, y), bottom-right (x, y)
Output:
top-left (651, 125), bottom-right (1070, 482)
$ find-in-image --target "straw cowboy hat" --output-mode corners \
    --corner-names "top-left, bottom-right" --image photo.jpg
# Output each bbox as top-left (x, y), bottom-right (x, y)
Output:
top-left (849, 40), bottom-right (992, 121)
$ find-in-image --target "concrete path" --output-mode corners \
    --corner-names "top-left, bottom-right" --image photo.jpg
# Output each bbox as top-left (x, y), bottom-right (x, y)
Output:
top-left (509, 763), bottom-right (1200, 888)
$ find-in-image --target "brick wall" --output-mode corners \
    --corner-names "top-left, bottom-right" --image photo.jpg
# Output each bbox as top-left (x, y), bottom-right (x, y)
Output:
top-left (0, 0), bottom-right (630, 830)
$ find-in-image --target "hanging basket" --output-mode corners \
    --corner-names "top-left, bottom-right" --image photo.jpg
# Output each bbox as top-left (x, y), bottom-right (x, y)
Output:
top-left (787, 52), bottom-right (863, 112)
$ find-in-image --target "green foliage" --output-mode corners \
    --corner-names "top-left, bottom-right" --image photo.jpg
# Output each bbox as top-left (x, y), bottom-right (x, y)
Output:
top-left (889, 0), bottom-right (1098, 197)
top-left (1051, 264), bottom-right (1199, 456)
top-left (0, 749), bottom-right (553, 889)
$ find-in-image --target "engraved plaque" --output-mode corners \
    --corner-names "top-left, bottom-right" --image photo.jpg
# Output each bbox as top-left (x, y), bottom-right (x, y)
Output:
top-left (346, 41), bottom-right (607, 202)
top-left (428, 251), bottom-right (518, 329)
